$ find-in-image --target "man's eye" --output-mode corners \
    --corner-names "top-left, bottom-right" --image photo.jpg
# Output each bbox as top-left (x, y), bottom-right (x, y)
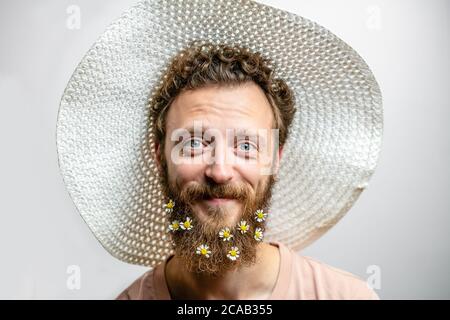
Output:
top-left (188, 138), bottom-right (202, 149)
top-left (181, 138), bottom-right (206, 157)
top-left (238, 141), bottom-right (257, 152)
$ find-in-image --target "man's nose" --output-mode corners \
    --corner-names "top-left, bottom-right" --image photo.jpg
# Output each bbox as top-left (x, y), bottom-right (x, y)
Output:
top-left (205, 162), bottom-right (234, 184)
top-left (204, 139), bottom-right (234, 184)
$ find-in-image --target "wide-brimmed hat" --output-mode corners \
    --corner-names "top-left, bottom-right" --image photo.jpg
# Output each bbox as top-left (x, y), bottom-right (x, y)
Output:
top-left (56, 0), bottom-right (383, 267)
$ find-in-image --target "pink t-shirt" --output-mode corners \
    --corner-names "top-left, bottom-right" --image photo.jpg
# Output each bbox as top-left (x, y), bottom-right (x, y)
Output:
top-left (116, 241), bottom-right (380, 300)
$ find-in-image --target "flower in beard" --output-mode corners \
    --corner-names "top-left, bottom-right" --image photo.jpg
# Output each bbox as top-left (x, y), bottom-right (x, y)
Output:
top-left (254, 209), bottom-right (267, 222)
top-left (218, 227), bottom-right (234, 241)
top-left (168, 220), bottom-right (180, 232)
top-left (254, 227), bottom-right (264, 241)
top-left (180, 216), bottom-right (193, 230)
top-left (227, 246), bottom-right (240, 261)
top-left (164, 199), bottom-right (175, 213)
top-left (237, 220), bottom-right (250, 234)
top-left (196, 244), bottom-right (211, 258)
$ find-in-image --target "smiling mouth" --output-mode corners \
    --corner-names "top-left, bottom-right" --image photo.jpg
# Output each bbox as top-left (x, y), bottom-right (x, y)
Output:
top-left (203, 197), bottom-right (235, 204)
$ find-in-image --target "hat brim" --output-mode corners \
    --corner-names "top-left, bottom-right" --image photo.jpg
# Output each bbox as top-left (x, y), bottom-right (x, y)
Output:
top-left (56, 0), bottom-right (383, 267)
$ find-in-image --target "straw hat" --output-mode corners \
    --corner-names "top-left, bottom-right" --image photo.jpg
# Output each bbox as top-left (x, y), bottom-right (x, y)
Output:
top-left (56, 0), bottom-right (383, 267)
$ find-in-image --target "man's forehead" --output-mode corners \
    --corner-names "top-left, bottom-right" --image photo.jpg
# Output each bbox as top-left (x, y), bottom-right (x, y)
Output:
top-left (166, 83), bottom-right (274, 129)
top-left (179, 123), bottom-right (271, 139)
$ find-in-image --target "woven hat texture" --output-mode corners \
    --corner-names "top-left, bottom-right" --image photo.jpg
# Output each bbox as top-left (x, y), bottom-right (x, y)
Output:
top-left (56, 0), bottom-right (383, 267)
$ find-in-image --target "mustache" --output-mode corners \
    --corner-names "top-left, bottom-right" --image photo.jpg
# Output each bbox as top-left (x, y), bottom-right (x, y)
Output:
top-left (178, 181), bottom-right (253, 203)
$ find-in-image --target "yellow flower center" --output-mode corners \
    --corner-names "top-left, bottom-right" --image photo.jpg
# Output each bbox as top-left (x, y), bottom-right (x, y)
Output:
top-left (223, 231), bottom-right (230, 238)
top-left (172, 222), bottom-right (179, 228)
top-left (255, 231), bottom-right (261, 237)
top-left (230, 250), bottom-right (237, 256)
top-left (201, 248), bottom-right (208, 255)
top-left (258, 213), bottom-right (264, 218)
top-left (184, 221), bottom-right (191, 228)
top-left (167, 201), bottom-right (174, 209)
top-left (240, 225), bottom-right (248, 231)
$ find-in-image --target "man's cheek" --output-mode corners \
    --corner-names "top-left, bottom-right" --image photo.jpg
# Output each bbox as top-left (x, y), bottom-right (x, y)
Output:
top-left (171, 163), bottom-right (195, 181)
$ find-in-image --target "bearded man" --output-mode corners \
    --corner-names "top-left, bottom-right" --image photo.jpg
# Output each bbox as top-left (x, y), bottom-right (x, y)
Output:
top-left (56, 0), bottom-right (383, 300)
top-left (115, 43), bottom-right (378, 300)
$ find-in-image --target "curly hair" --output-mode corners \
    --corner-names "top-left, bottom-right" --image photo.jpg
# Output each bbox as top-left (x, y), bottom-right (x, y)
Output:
top-left (149, 41), bottom-right (296, 156)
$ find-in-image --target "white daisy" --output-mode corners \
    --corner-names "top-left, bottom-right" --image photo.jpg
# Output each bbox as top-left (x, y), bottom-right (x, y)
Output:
top-left (218, 227), bottom-right (234, 241)
top-left (168, 220), bottom-right (180, 232)
top-left (254, 209), bottom-right (267, 222)
top-left (227, 246), bottom-right (240, 261)
top-left (196, 244), bottom-right (211, 258)
top-left (164, 199), bottom-right (175, 213)
top-left (237, 220), bottom-right (249, 234)
top-left (180, 216), bottom-right (193, 230)
top-left (254, 227), bottom-right (264, 241)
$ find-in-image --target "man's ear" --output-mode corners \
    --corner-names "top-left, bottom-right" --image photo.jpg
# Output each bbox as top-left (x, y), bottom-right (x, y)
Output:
top-left (154, 140), bottom-right (163, 173)
top-left (278, 146), bottom-right (284, 162)
top-left (275, 146), bottom-right (283, 175)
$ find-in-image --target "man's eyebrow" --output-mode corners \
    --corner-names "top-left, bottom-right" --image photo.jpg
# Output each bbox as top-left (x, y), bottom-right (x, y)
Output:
top-left (234, 128), bottom-right (268, 144)
top-left (171, 126), bottom-right (207, 146)
top-left (183, 125), bottom-right (208, 134)
top-left (172, 126), bottom-right (268, 145)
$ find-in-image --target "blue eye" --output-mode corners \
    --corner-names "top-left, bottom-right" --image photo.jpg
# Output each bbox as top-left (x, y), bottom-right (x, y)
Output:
top-left (238, 141), bottom-right (256, 152)
top-left (189, 139), bottom-right (202, 148)
top-left (181, 138), bottom-right (204, 157)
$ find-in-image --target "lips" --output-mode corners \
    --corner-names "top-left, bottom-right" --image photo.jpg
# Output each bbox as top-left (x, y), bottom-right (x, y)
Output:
top-left (203, 197), bottom-right (235, 204)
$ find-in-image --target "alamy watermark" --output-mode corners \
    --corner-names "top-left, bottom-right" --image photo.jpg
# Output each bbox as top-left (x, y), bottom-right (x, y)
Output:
top-left (66, 5), bottom-right (81, 30)
top-left (66, 264), bottom-right (81, 290)
top-left (366, 264), bottom-right (381, 290)
top-left (169, 121), bottom-right (280, 176)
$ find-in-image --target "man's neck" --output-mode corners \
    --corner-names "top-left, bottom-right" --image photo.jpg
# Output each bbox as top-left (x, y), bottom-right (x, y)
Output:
top-left (165, 242), bottom-right (280, 300)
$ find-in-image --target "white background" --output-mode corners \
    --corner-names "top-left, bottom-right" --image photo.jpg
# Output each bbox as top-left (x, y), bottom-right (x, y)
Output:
top-left (0, 0), bottom-right (449, 299)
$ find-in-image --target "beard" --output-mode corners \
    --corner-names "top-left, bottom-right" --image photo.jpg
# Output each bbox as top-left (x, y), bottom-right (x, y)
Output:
top-left (158, 152), bottom-right (277, 278)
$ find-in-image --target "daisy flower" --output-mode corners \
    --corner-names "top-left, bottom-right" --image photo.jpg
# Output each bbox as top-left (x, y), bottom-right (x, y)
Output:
top-left (254, 209), bottom-right (267, 222)
top-left (254, 227), bottom-right (264, 241)
top-left (227, 246), bottom-right (240, 261)
top-left (168, 220), bottom-right (180, 232)
top-left (218, 227), bottom-right (234, 241)
top-left (196, 244), bottom-right (211, 258)
top-left (180, 217), bottom-right (193, 230)
top-left (164, 199), bottom-right (175, 213)
top-left (237, 220), bottom-right (249, 234)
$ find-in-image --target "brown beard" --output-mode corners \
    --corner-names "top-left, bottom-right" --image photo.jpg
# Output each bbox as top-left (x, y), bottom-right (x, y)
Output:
top-left (158, 152), bottom-right (277, 278)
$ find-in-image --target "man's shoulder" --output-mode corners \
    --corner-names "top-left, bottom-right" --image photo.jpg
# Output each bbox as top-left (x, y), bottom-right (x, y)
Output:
top-left (116, 268), bottom-right (157, 300)
top-left (292, 253), bottom-right (379, 300)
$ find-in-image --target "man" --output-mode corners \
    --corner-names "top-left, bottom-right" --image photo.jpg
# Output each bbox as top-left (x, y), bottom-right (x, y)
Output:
top-left (56, 0), bottom-right (383, 300)
top-left (115, 43), bottom-right (379, 300)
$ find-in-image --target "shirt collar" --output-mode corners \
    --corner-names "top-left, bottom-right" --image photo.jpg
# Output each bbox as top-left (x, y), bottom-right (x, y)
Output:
top-left (153, 240), bottom-right (292, 300)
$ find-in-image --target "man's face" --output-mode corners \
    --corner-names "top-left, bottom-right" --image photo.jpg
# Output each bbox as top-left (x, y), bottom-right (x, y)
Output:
top-left (155, 82), bottom-right (282, 276)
